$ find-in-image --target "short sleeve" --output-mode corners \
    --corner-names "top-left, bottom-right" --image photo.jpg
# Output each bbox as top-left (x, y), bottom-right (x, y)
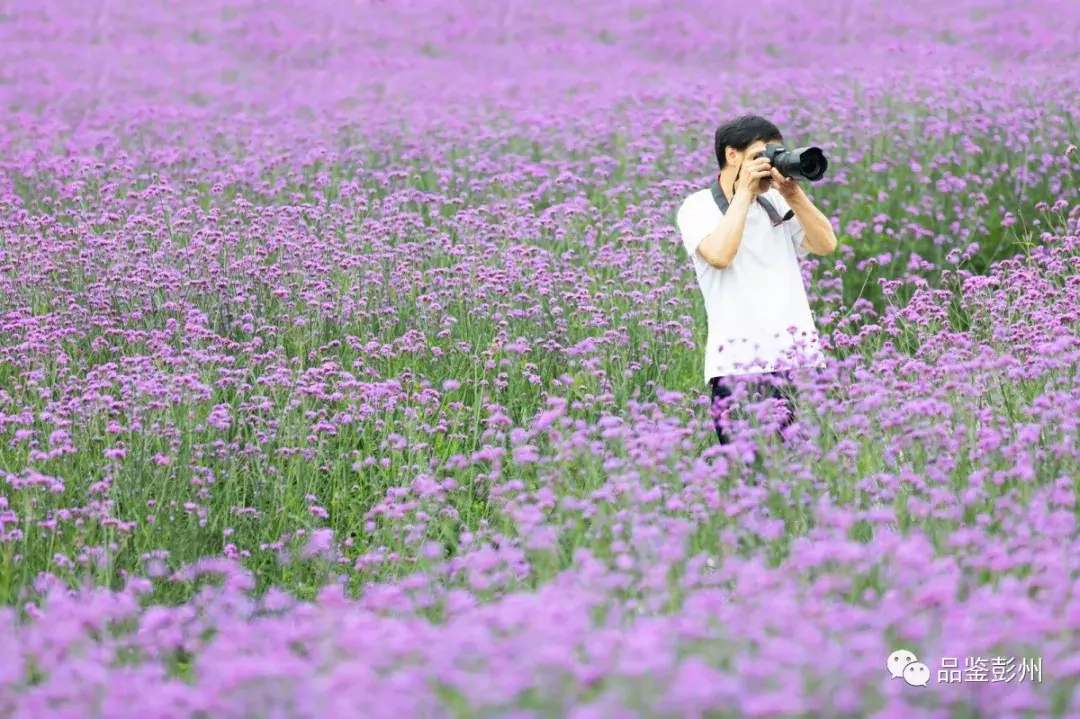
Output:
top-left (770, 191), bottom-right (809, 259)
top-left (676, 197), bottom-right (717, 259)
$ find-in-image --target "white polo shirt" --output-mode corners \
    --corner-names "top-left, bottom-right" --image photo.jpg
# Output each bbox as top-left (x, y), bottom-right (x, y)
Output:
top-left (676, 186), bottom-right (825, 383)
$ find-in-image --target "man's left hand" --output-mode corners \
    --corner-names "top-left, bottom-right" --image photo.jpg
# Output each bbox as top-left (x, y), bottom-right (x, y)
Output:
top-left (770, 168), bottom-right (800, 200)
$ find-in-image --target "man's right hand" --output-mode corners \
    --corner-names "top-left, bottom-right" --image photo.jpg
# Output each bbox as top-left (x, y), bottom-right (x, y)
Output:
top-left (735, 156), bottom-right (773, 199)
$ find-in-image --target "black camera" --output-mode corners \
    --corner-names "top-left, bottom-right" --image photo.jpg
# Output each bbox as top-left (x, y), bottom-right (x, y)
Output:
top-left (761, 143), bottom-right (828, 182)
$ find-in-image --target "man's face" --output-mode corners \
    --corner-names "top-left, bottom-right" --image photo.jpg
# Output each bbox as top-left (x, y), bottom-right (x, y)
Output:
top-left (727, 139), bottom-right (776, 193)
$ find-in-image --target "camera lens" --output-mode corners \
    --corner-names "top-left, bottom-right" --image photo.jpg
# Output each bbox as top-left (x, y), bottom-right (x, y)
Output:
top-left (798, 148), bottom-right (828, 182)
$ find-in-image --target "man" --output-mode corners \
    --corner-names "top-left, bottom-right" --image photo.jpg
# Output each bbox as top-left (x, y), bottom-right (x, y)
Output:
top-left (676, 115), bottom-right (837, 446)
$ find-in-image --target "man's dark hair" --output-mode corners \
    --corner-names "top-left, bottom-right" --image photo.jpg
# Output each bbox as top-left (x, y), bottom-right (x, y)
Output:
top-left (714, 115), bottom-right (783, 170)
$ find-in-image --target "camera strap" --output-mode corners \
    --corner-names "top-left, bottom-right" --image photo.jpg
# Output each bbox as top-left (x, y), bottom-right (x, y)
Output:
top-left (711, 181), bottom-right (794, 227)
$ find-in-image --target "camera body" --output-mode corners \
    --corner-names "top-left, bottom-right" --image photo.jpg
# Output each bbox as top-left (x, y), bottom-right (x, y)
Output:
top-left (761, 143), bottom-right (829, 182)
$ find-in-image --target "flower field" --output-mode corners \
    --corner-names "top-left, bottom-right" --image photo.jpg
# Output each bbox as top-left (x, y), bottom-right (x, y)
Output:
top-left (2, 0), bottom-right (1080, 717)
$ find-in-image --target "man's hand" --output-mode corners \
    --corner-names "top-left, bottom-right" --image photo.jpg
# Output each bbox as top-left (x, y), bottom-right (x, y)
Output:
top-left (770, 167), bottom-right (801, 201)
top-left (736, 156), bottom-right (772, 199)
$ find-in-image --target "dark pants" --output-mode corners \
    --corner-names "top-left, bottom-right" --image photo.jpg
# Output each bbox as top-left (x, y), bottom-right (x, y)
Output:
top-left (709, 371), bottom-right (798, 445)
